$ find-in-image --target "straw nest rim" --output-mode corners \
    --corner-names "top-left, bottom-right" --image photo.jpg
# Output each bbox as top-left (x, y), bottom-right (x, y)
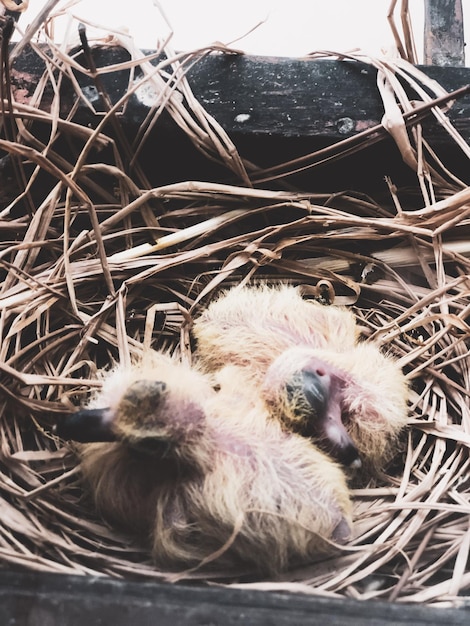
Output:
top-left (0, 1), bottom-right (469, 608)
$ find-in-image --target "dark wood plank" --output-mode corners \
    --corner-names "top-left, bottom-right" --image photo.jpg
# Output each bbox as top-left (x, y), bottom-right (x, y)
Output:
top-left (9, 45), bottom-right (470, 142)
top-left (424, 0), bottom-right (465, 66)
top-left (4, 45), bottom-right (468, 195)
top-left (0, 570), bottom-right (468, 626)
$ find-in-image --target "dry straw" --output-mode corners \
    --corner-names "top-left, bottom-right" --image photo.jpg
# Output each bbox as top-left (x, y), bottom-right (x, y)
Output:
top-left (0, 0), bottom-right (469, 607)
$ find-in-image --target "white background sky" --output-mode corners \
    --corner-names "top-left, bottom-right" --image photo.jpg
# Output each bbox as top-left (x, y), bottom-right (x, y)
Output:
top-left (16, 0), bottom-right (470, 64)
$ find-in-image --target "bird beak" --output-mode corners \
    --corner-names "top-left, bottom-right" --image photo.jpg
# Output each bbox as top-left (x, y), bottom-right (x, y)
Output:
top-left (54, 408), bottom-right (117, 443)
top-left (301, 368), bottom-right (361, 469)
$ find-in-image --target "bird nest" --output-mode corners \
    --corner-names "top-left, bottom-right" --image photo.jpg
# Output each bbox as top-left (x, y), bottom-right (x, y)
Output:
top-left (0, 5), bottom-right (470, 608)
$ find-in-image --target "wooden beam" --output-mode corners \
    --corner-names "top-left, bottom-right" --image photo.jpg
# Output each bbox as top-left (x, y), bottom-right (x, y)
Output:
top-left (3, 46), bottom-right (470, 195)
top-left (0, 570), bottom-right (468, 625)
top-left (10, 46), bottom-right (470, 142)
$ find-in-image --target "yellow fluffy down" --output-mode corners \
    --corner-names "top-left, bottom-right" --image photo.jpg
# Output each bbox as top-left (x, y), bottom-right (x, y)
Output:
top-left (80, 358), bottom-right (352, 573)
top-left (195, 284), bottom-right (408, 470)
top-left (71, 284), bottom-right (408, 573)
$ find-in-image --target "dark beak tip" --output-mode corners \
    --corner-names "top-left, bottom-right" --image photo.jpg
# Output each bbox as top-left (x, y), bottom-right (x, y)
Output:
top-left (53, 408), bottom-right (116, 443)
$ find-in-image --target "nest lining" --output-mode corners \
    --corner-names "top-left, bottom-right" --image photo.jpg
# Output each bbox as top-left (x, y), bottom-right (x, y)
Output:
top-left (0, 2), bottom-right (469, 607)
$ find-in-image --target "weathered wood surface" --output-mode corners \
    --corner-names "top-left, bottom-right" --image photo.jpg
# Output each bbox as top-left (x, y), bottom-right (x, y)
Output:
top-left (5, 46), bottom-right (469, 194)
top-left (424, 0), bottom-right (465, 66)
top-left (0, 570), bottom-right (468, 626)
top-left (10, 46), bottom-right (470, 142)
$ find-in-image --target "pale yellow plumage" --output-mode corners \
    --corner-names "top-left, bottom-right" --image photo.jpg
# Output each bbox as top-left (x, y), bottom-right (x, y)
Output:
top-left (59, 284), bottom-right (408, 573)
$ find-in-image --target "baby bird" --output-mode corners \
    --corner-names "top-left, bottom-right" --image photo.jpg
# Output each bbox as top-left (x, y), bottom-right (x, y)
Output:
top-left (57, 352), bottom-right (352, 573)
top-left (194, 284), bottom-right (409, 471)
top-left (56, 283), bottom-right (408, 573)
